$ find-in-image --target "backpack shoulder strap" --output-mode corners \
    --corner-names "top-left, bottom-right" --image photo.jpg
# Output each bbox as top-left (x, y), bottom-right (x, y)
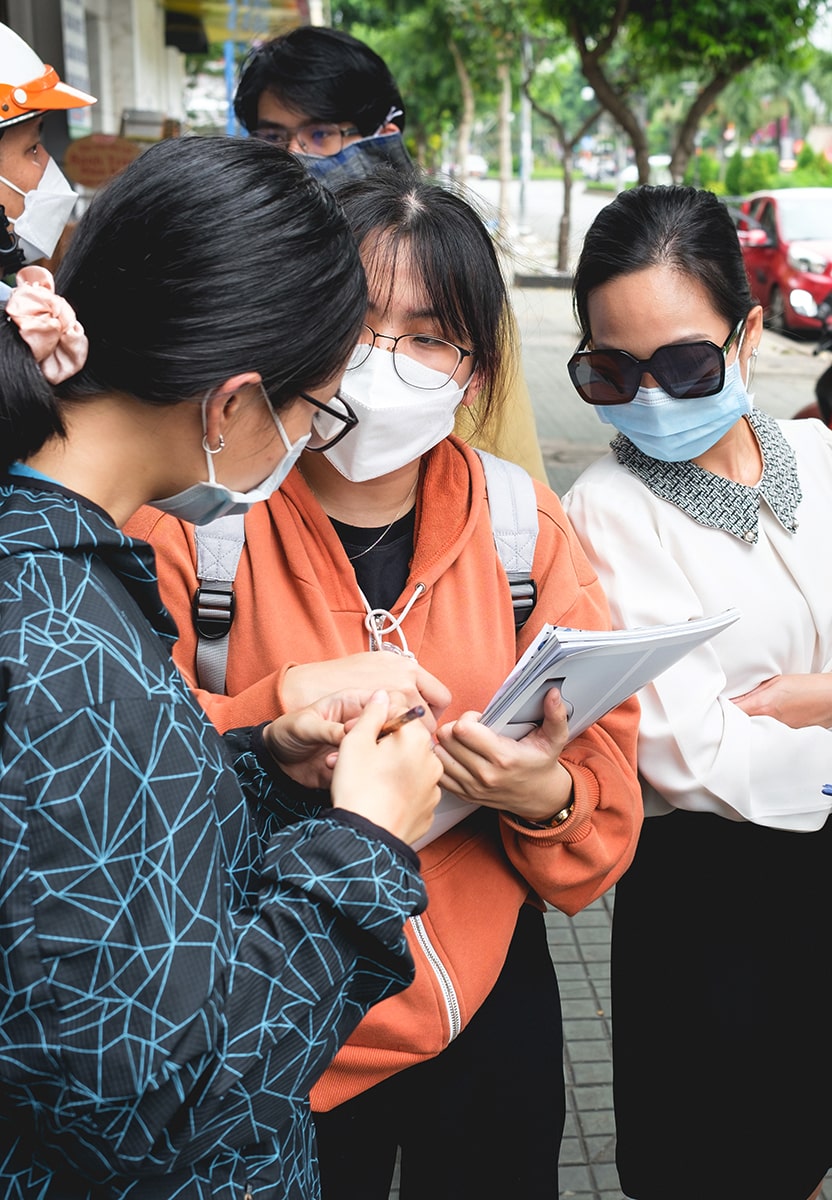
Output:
top-left (192, 511), bottom-right (246, 694)
top-left (475, 448), bottom-right (539, 631)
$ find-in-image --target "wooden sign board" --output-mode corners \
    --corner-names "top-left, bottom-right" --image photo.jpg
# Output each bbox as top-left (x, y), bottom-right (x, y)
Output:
top-left (63, 135), bottom-right (144, 189)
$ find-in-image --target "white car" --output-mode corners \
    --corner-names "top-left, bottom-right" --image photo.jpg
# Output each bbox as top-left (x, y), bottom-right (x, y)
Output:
top-left (441, 153), bottom-right (488, 179)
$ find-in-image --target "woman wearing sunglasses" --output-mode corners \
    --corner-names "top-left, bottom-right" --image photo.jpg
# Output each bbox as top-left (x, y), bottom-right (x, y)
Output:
top-left (133, 167), bottom-right (643, 1200)
top-left (562, 185), bottom-right (832, 1200)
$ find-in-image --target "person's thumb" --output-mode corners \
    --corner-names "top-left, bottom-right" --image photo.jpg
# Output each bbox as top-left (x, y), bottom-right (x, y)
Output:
top-left (350, 689), bottom-right (391, 740)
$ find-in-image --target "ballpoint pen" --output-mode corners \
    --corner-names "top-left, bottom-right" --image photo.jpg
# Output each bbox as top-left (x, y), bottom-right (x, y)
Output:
top-left (376, 705), bottom-right (426, 741)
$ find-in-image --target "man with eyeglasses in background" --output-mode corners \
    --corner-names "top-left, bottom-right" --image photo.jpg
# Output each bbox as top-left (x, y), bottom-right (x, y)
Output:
top-left (233, 24), bottom-right (548, 483)
top-left (234, 24), bottom-right (412, 189)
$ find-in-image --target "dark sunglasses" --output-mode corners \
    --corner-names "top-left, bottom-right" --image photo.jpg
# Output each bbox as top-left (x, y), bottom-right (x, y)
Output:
top-left (567, 319), bottom-right (745, 406)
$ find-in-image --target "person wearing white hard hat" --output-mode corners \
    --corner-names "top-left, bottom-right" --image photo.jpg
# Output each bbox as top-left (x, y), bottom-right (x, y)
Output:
top-left (0, 22), bottom-right (95, 295)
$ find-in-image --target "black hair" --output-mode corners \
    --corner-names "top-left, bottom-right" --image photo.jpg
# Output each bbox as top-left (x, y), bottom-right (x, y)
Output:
top-left (572, 185), bottom-right (754, 340)
top-left (815, 363), bottom-right (832, 426)
top-left (332, 167), bottom-right (512, 426)
top-left (0, 135), bottom-right (367, 469)
top-left (234, 26), bottom-right (405, 138)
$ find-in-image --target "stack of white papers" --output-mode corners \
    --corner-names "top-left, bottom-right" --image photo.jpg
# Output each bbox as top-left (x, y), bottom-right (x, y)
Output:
top-left (480, 608), bottom-right (742, 741)
top-left (412, 608), bottom-right (741, 850)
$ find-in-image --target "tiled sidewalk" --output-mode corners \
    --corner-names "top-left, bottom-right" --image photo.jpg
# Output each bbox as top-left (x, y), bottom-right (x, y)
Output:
top-left (547, 892), bottom-right (624, 1199)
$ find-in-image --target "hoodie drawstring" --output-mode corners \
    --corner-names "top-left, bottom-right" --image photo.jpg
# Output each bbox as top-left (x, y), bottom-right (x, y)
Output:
top-left (360, 583), bottom-right (425, 656)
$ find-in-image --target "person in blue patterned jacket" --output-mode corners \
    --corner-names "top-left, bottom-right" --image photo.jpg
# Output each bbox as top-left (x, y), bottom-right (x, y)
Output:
top-left (0, 134), bottom-right (445, 1198)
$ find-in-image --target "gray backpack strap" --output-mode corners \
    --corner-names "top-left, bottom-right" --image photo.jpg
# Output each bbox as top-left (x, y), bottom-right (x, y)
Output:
top-left (475, 449), bottom-right (539, 631)
top-left (192, 512), bottom-right (246, 694)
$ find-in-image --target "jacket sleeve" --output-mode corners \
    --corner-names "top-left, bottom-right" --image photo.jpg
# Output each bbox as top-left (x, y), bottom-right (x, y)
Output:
top-left (3, 693), bottom-right (426, 1178)
top-left (497, 485), bottom-right (643, 916)
top-left (124, 505), bottom-right (291, 732)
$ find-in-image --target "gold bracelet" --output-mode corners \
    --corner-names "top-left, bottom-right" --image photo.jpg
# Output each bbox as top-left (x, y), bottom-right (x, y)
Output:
top-left (513, 799), bottom-right (575, 829)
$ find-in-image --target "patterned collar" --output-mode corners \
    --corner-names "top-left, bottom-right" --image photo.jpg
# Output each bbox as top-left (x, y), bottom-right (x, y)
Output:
top-left (611, 409), bottom-right (801, 543)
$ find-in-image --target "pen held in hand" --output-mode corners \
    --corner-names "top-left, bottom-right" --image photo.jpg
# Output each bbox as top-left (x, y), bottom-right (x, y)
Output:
top-left (376, 705), bottom-right (426, 741)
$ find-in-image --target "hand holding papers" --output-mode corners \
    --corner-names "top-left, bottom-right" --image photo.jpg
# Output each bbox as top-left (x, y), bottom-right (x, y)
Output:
top-left (412, 608), bottom-right (741, 850)
top-left (480, 609), bottom-right (742, 741)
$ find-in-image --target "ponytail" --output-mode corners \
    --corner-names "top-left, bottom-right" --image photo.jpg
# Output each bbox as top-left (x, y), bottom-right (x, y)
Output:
top-left (0, 308), bottom-right (64, 469)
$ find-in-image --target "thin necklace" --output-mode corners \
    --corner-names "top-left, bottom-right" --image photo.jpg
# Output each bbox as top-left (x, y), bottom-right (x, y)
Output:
top-left (346, 477), bottom-right (418, 561)
top-left (297, 465), bottom-right (418, 562)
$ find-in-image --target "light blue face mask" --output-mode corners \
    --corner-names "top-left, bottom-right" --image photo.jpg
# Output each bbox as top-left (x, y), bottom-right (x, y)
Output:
top-left (150, 387), bottom-right (310, 525)
top-left (596, 355), bottom-right (754, 462)
top-left (296, 130), bottom-right (413, 189)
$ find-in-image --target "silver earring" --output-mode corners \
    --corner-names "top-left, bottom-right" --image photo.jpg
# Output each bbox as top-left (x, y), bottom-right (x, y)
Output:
top-left (202, 433), bottom-right (225, 454)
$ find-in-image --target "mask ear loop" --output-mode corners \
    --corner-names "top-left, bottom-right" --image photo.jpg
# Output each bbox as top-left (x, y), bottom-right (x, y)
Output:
top-left (260, 381), bottom-right (294, 455)
top-left (732, 325), bottom-right (756, 393)
top-left (373, 106), bottom-right (403, 135)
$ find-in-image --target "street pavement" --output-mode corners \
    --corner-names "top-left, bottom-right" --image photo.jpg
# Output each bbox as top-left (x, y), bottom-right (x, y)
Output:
top-left (389, 255), bottom-right (832, 1199)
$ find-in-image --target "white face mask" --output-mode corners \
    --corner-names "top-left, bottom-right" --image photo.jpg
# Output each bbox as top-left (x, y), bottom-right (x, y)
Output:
top-left (325, 346), bottom-right (470, 482)
top-left (150, 389), bottom-right (311, 525)
top-left (0, 156), bottom-right (79, 263)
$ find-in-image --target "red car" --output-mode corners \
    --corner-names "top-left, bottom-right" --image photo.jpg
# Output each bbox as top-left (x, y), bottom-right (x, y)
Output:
top-left (736, 187), bottom-right (832, 334)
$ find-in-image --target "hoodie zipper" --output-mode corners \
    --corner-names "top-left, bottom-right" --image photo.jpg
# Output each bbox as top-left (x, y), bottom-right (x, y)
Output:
top-left (409, 913), bottom-right (462, 1042)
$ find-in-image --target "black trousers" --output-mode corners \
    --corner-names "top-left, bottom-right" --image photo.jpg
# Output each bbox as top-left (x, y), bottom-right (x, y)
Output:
top-left (313, 904), bottom-right (565, 1200)
top-left (612, 808), bottom-right (832, 1200)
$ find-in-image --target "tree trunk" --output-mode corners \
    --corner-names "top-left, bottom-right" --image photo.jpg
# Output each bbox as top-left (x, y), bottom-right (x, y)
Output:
top-left (448, 38), bottom-right (474, 183)
top-left (497, 59), bottom-right (512, 240)
top-left (669, 71), bottom-right (731, 183)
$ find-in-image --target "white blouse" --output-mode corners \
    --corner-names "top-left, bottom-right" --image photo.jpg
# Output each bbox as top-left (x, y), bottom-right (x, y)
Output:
top-left (563, 411), bottom-right (832, 831)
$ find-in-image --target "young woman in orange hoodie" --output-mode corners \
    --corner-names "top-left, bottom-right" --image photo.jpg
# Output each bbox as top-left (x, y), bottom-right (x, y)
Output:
top-left (126, 169), bottom-right (642, 1200)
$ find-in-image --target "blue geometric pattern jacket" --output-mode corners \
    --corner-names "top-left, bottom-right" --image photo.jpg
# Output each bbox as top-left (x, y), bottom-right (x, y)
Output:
top-left (0, 477), bottom-right (426, 1199)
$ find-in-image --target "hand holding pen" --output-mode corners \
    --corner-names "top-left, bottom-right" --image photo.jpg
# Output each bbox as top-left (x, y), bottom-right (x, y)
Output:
top-left (332, 693), bottom-right (441, 846)
top-left (376, 705), bottom-right (426, 741)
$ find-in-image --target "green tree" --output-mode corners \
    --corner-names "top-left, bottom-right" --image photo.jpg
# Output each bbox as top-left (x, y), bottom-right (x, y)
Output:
top-left (539, 0), bottom-right (827, 184)
top-left (521, 35), bottom-right (606, 270)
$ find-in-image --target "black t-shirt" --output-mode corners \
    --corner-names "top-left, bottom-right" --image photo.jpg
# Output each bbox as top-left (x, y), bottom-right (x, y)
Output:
top-left (329, 510), bottom-right (415, 613)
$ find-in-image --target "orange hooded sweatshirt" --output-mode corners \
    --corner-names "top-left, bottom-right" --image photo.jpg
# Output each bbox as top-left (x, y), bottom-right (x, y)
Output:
top-left (125, 437), bottom-right (642, 1110)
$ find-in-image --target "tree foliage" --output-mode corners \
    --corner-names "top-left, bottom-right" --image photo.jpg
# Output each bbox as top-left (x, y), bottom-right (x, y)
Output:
top-left (538, 0), bottom-right (827, 182)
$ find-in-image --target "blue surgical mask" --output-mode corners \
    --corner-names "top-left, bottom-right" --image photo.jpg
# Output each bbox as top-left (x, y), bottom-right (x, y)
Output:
top-left (150, 388), bottom-right (310, 525)
top-left (596, 355), bottom-right (754, 462)
top-left (296, 131), bottom-right (413, 189)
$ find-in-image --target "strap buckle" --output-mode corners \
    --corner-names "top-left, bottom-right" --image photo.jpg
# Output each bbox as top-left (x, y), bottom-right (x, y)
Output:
top-left (509, 577), bottom-right (537, 631)
top-left (193, 582), bottom-right (235, 640)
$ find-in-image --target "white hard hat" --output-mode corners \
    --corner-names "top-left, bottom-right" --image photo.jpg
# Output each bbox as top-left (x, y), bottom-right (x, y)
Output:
top-left (0, 22), bottom-right (95, 130)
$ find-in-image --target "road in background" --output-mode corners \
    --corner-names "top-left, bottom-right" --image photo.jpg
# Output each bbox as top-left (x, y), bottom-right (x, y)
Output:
top-left (465, 177), bottom-right (613, 275)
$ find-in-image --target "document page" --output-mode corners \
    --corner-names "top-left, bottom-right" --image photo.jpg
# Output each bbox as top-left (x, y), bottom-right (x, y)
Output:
top-left (480, 608), bottom-right (742, 741)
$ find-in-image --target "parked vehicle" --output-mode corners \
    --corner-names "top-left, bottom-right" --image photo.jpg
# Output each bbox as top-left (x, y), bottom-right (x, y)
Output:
top-left (736, 187), bottom-right (832, 334)
top-left (440, 153), bottom-right (488, 179)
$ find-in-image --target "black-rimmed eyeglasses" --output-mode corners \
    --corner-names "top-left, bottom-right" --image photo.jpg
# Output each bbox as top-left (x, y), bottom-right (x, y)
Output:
top-left (567, 319), bottom-right (746, 406)
top-left (349, 324), bottom-right (473, 390)
top-left (252, 122), bottom-right (360, 156)
top-left (300, 390), bottom-right (358, 452)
